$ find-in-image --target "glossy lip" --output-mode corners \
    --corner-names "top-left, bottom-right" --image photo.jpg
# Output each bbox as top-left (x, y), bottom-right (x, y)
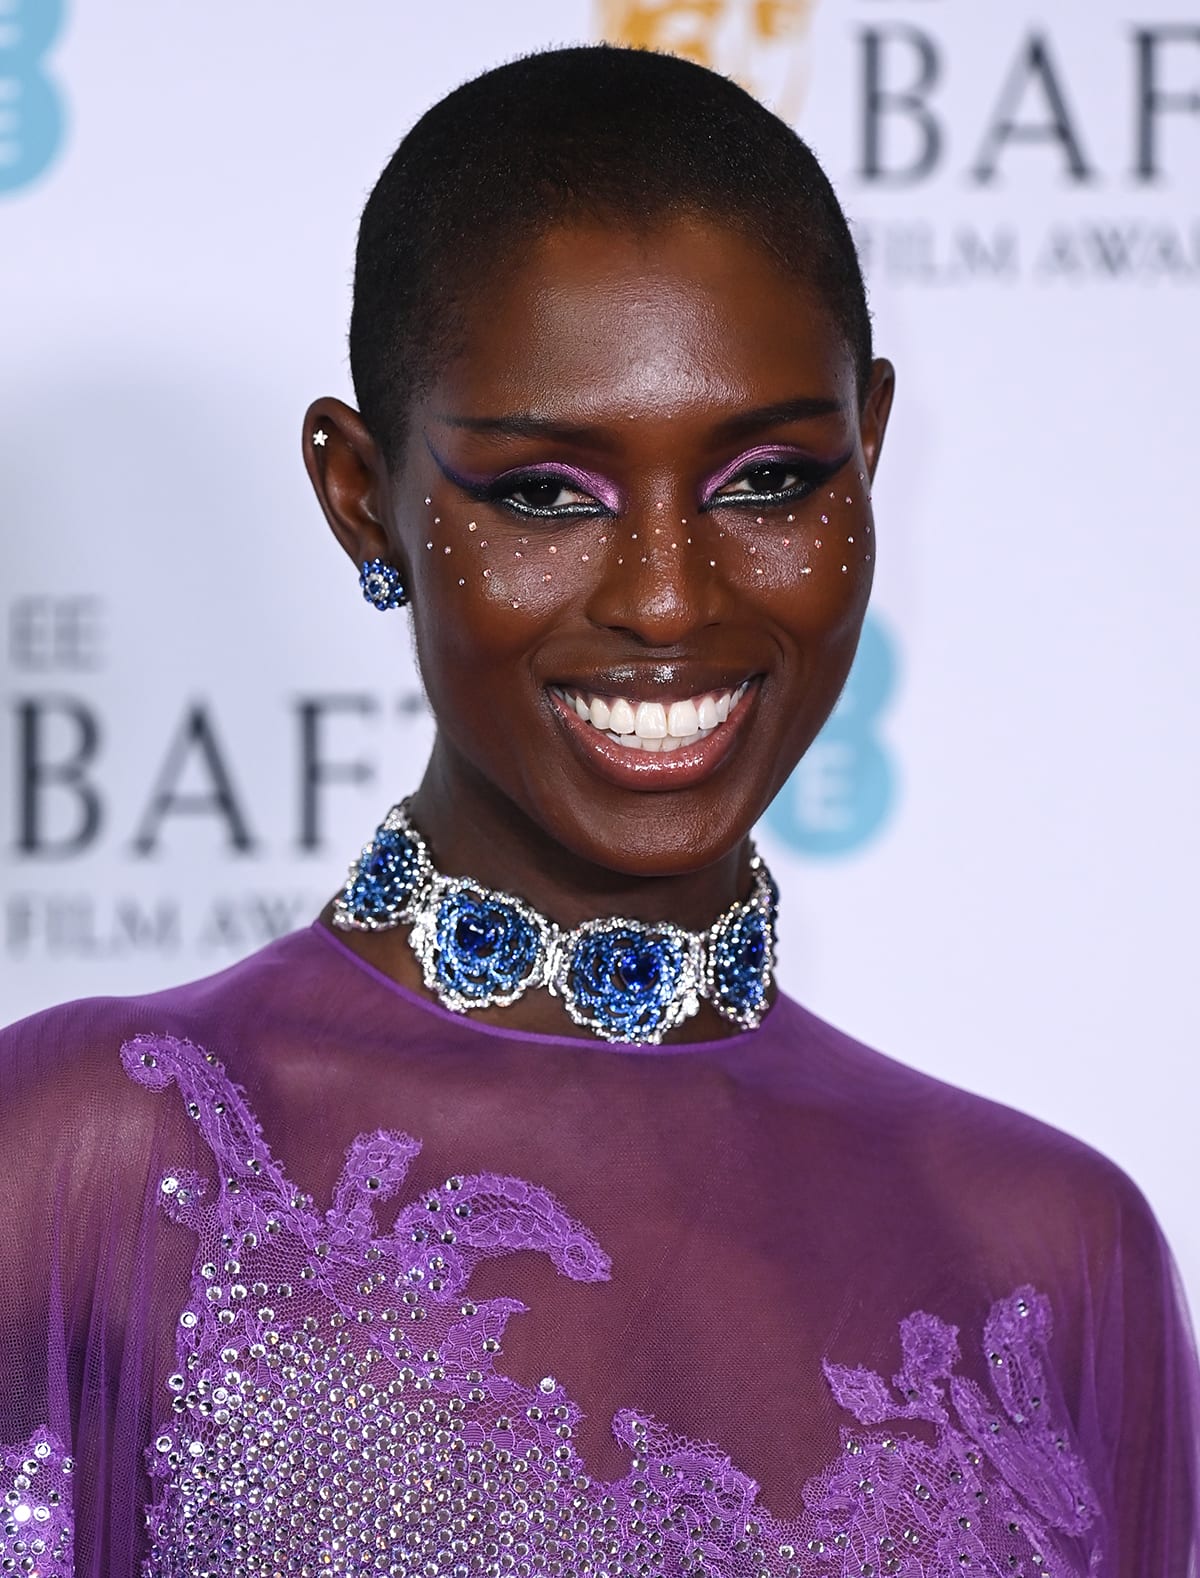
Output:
top-left (547, 679), bottom-right (760, 792)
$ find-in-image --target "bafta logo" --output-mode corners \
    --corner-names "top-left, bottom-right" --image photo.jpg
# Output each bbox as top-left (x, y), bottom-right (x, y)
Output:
top-left (596, 0), bottom-right (817, 120)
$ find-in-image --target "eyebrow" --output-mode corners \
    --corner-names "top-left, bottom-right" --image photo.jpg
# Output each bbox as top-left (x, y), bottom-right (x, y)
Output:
top-left (430, 394), bottom-right (845, 444)
top-left (712, 395), bottom-right (845, 439)
top-left (433, 413), bottom-right (611, 443)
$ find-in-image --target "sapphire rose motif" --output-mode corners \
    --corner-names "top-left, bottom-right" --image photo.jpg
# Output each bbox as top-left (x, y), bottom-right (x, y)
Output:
top-left (705, 859), bottom-right (777, 1030)
top-left (410, 879), bottom-right (553, 1011)
top-left (558, 923), bottom-right (702, 1044)
top-left (333, 813), bottom-right (429, 931)
top-left (707, 906), bottom-right (772, 1028)
top-left (333, 800), bottom-right (777, 1043)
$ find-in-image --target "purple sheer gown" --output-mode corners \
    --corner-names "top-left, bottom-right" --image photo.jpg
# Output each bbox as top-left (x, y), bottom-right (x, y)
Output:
top-left (1, 920), bottom-right (1196, 1576)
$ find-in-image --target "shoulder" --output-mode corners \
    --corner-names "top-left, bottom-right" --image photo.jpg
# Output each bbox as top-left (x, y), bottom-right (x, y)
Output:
top-left (0, 930), bottom-right (345, 1298)
top-left (768, 992), bottom-right (1159, 1271)
top-left (1, 925), bottom-right (330, 1074)
top-left (0, 927), bottom-right (335, 1169)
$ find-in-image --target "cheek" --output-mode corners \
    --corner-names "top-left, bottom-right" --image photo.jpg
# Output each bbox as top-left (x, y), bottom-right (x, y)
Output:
top-left (403, 502), bottom-right (592, 672)
top-left (723, 473), bottom-right (875, 631)
top-left (805, 475), bottom-right (875, 609)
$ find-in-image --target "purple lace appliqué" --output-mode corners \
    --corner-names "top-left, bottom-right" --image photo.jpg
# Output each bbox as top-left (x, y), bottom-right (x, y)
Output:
top-left (116, 1032), bottom-right (1101, 1578)
top-left (817, 1296), bottom-right (1100, 1575)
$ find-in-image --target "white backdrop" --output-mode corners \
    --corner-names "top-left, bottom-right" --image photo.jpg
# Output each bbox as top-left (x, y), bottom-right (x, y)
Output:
top-left (2, 1), bottom-right (1198, 1310)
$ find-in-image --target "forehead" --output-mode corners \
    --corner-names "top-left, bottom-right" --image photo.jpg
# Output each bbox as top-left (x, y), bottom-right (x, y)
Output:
top-left (427, 217), bottom-right (854, 424)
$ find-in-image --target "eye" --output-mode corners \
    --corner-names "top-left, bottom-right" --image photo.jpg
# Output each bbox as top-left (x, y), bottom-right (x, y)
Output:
top-left (491, 472), bottom-right (607, 519)
top-left (711, 461), bottom-right (809, 503)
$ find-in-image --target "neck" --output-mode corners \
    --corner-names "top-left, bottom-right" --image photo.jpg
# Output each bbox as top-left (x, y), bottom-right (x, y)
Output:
top-left (323, 737), bottom-right (776, 1045)
top-left (407, 738), bottom-right (753, 933)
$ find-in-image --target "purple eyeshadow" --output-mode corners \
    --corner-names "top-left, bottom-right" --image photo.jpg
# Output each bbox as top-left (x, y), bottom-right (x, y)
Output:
top-left (503, 462), bottom-right (623, 512)
top-left (699, 445), bottom-right (813, 502)
top-left (428, 443), bottom-right (621, 512)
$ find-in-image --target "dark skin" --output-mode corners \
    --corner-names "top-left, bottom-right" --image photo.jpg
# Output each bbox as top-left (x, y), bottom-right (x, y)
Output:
top-left (306, 216), bottom-right (894, 1040)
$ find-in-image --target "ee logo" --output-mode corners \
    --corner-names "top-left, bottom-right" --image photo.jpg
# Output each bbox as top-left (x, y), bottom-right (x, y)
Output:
top-left (1, 0), bottom-right (66, 195)
top-left (764, 614), bottom-right (898, 857)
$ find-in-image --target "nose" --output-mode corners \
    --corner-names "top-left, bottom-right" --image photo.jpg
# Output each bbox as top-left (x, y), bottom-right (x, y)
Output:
top-left (584, 504), bottom-right (721, 648)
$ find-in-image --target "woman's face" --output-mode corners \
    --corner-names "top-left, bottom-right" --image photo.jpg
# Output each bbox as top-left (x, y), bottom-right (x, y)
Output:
top-left (329, 215), bottom-right (892, 880)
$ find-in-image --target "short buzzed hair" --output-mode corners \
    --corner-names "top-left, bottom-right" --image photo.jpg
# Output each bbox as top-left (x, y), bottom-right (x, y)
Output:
top-left (350, 44), bottom-right (872, 465)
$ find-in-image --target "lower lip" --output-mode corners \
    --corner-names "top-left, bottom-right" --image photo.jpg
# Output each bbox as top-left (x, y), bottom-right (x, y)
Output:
top-left (548, 685), bottom-right (759, 792)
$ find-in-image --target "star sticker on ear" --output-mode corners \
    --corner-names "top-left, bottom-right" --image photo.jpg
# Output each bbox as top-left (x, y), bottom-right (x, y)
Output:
top-left (312, 429), bottom-right (328, 447)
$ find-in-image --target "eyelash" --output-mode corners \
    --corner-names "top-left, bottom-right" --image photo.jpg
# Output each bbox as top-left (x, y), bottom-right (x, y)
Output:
top-left (465, 473), bottom-right (612, 521)
top-left (701, 455), bottom-right (844, 512)
top-left (455, 453), bottom-right (842, 521)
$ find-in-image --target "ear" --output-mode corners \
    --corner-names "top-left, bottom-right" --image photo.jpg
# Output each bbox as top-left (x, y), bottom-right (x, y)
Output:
top-left (303, 397), bottom-right (403, 575)
top-left (859, 358), bottom-right (896, 481)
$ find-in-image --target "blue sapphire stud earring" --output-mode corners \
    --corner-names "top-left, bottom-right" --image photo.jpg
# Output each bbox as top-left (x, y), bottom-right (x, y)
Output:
top-left (359, 558), bottom-right (408, 611)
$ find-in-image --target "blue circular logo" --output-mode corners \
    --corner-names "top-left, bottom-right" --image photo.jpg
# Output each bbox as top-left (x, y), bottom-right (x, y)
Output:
top-left (764, 615), bottom-right (899, 857)
top-left (0, 0), bottom-right (67, 195)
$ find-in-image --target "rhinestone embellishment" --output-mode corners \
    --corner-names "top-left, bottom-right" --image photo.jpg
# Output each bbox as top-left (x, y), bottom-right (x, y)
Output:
top-left (62, 1033), bottom-right (1100, 1578)
top-left (0, 1038), bottom-right (1105, 1577)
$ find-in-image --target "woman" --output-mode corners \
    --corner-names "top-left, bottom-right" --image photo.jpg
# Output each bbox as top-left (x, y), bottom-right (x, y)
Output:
top-left (1, 43), bottom-right (1196, 1578)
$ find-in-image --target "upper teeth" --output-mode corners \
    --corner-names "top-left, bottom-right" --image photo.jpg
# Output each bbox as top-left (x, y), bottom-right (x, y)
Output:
top-left (556, 683), bottom-right (749, 751)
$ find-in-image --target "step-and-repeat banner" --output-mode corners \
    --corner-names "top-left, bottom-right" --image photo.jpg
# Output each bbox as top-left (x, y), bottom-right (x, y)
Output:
top-left (3, 1), bottom-right (1198, 1299)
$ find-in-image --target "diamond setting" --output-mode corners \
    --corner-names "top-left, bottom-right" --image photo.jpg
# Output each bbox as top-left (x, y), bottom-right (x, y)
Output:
top-left (332, 800), bottom-right (777, 1045)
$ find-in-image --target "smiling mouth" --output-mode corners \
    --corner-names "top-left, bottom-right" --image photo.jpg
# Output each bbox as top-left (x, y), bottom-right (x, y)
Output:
top-left (548, 681), bottom-right (752, 752)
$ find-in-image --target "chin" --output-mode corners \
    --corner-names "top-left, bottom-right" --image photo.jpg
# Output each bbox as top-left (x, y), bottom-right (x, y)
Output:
top-left (533, 789), bottom-right (769, 882)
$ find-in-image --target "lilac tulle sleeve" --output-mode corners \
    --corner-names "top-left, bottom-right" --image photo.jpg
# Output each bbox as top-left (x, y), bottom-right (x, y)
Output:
top-left (0, 997), bottom-right (206, 1576)
top-left (1, 925), bottom-right (1197, 1576)
top-left (1085, 1176), bottom-right (1200, 1572)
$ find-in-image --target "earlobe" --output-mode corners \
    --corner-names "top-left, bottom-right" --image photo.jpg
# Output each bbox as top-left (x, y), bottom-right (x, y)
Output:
top-left (860, 358), bottom-right (896, 481)
top-left (302, 396), bottom-right (398, 573)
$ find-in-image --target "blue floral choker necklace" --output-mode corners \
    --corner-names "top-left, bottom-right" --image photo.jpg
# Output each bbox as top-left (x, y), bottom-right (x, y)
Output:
top-left (332, 801), bottom-right (778, 1045)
